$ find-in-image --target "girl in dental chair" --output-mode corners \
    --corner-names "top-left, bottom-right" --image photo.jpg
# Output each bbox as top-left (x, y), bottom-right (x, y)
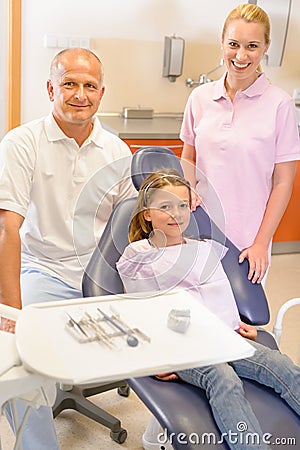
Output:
top-left (116, 169), bottom-right (300, 450)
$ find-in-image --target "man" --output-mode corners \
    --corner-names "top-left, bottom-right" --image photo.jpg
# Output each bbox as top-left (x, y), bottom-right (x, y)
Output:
top-left (0, 48), bottom-right (136, 449)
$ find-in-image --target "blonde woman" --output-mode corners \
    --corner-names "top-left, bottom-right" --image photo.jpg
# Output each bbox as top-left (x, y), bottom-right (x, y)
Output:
top-left (181, 3), bottom-right (300, 285)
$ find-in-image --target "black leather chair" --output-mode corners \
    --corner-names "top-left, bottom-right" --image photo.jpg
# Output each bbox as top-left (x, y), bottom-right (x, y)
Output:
top-left (82, 146), bottom-right (300, 449)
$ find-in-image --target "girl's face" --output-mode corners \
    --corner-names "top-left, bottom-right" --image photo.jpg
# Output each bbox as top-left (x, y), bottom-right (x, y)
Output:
top-left (143, 184), bottom-right (191, 247)
top-left (222, 18), bottom-right (269, 88)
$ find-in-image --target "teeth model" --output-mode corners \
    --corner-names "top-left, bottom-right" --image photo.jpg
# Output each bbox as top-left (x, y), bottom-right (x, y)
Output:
top-left (167, 308), bottom-right (191, 334)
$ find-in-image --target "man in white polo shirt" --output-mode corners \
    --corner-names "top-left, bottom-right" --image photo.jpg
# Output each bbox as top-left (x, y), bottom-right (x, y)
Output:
top-left (0, 48), bottom-right (136, 449)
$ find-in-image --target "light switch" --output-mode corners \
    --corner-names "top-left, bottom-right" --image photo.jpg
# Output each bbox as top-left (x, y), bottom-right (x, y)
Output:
top-left (79, 38), bottom-right (90, 49)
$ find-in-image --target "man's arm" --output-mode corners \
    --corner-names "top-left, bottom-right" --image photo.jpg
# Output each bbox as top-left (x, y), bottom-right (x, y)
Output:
top-left (0, 209), bottom-right (24, 310)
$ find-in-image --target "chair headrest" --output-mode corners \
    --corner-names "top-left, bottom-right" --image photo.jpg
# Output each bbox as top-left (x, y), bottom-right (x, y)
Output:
top-left (131, 146), bottom-right (184, 190)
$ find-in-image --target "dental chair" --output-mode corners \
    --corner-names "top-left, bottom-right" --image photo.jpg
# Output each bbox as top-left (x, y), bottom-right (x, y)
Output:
top-left (82, 146), bottom-right (300, 449)
top-left (52, 318), bottom-right (129, 442)
top-left (52, 380), bottom-right (129, 444)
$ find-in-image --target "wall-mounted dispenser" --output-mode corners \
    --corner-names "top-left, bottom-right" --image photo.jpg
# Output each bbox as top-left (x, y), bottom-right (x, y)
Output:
top-left (162, 35), bottom-right (185, 82)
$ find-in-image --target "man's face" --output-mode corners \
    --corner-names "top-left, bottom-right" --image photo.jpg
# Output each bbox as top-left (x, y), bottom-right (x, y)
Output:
top-left (47, 54), bottom-right (105, 126)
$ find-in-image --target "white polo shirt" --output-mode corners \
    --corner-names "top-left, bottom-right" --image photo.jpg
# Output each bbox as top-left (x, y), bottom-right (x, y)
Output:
top-left (0, 114), bottom-right (136, 289)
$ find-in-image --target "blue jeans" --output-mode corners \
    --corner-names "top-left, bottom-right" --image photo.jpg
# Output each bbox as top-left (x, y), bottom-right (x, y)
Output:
top-left (5, 269), bottom-right (82, 450)
top-left (177, 339), bottom-right (300, 450)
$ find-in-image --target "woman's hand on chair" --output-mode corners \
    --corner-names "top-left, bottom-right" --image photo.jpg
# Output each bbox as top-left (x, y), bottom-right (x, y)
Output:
top-left (190, 190), bottom-right (202, 211)
top-left (238, 242), bottom-right (269, 284)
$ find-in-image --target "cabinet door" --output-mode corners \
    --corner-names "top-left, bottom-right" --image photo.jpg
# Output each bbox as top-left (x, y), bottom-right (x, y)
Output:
top-left (123, 139), bottom-right (183, 158)
top-left (273, 161), bottom-right (300, 242)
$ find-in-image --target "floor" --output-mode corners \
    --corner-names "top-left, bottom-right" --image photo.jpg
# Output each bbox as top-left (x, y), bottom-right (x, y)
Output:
top-left (1, 253), bottom-right (299, 449)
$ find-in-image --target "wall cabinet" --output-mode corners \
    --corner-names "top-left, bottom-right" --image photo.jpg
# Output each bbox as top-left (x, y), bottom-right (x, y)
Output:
top-left (123, 139), bottom-right (183, 158)
top-left (273, 161), bottom-right (300, 243)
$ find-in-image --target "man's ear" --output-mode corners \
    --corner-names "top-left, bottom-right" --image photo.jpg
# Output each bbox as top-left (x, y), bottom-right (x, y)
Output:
top-left (47, 80), bottom-right (54, 102)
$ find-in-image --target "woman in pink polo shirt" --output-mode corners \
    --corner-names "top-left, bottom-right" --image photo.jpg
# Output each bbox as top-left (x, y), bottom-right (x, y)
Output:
top-left (181, 3), bottom-right (300, 285)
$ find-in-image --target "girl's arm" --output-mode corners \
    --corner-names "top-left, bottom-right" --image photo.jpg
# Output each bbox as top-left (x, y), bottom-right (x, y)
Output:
top-left (238, 322), bottom-right (257, 341)
top-left (155, 373), bottom-right (179, 381)
top-left (239, 160), bottom-right (297, 283)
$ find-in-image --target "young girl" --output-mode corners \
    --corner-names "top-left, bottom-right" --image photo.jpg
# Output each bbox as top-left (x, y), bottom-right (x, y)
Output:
top-left (116, 169), bottom-right (300, 450)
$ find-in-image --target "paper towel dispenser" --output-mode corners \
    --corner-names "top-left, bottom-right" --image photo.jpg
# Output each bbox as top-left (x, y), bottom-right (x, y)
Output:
top-left (162, 35), bottom-right (185, 82)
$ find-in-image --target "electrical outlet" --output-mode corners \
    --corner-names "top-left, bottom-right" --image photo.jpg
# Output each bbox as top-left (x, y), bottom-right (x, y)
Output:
top-left (43, 35), bottom-right (90, 49)
top-left (44, 35), bottom-right (57, 48)
top-left (57, 37), bottom-right (70, 48)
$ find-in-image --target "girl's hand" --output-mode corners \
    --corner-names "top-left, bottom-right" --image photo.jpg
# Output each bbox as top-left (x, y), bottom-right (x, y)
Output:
top-left (155, 372), bottom-right (179, 381)
top-left (238, 322), bottom-right (257, 341)
top-left (238, 242), bottom-right (268, 284)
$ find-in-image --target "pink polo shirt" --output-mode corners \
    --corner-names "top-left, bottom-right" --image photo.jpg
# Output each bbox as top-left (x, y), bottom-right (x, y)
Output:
top-left (180, 73), bottom-right (300, 251)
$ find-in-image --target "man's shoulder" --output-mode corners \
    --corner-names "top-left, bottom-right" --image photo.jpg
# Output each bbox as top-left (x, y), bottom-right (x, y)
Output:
top-left (96, 125), bottom-right (132, 156)
top-left (2, 117), bottom-right (46, 143)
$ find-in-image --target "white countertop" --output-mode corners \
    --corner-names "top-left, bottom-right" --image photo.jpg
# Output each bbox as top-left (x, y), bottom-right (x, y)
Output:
top-left (97, 114), bottom-right (183, 139)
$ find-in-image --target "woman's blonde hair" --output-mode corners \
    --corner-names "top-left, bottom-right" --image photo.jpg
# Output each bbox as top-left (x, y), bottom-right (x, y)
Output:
top-left (222, 3), bottom-right (271, 73)
top-left (129, 169), bottom-right (191, 243)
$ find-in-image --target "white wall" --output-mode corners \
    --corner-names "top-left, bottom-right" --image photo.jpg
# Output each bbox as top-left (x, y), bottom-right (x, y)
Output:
top-left (19, 0), bottom-right (300, 123)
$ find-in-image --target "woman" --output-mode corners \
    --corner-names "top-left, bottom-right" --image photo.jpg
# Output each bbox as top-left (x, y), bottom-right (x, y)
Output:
top-left (180, 3), bottom-right (300, 284)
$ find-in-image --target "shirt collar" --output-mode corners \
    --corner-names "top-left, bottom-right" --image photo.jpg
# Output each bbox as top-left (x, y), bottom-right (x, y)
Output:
top-left (213, 72), bottom-right (269, 100)
top-left (44, 113), bottom-right (104, 148)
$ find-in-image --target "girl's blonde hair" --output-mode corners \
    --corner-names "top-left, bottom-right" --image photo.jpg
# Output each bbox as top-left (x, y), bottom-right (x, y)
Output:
top-left (222, 3), bottom-right (271, 73)
top-left (129, 169), bottom-right (191, 243)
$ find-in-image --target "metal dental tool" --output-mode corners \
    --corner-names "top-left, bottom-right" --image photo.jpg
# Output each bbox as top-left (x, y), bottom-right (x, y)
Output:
top-left (66, 312), bottom-right (88, 338)
top-left (97, 308), bottom-right (139, 347)
top-left (109, 305), bottom-right (151, 343)
top-left (83, 312), bottom-right (115, 348)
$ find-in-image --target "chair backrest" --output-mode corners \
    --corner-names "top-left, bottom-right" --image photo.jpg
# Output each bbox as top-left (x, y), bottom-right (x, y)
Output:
top-left (130, 146), bottom-right (184, 190)
top-left (82, 146), bottom-right (270, 325)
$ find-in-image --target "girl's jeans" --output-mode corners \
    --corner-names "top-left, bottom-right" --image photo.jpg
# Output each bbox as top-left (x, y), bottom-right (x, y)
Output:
top-left (177, 339), bottom-right (300, 450)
